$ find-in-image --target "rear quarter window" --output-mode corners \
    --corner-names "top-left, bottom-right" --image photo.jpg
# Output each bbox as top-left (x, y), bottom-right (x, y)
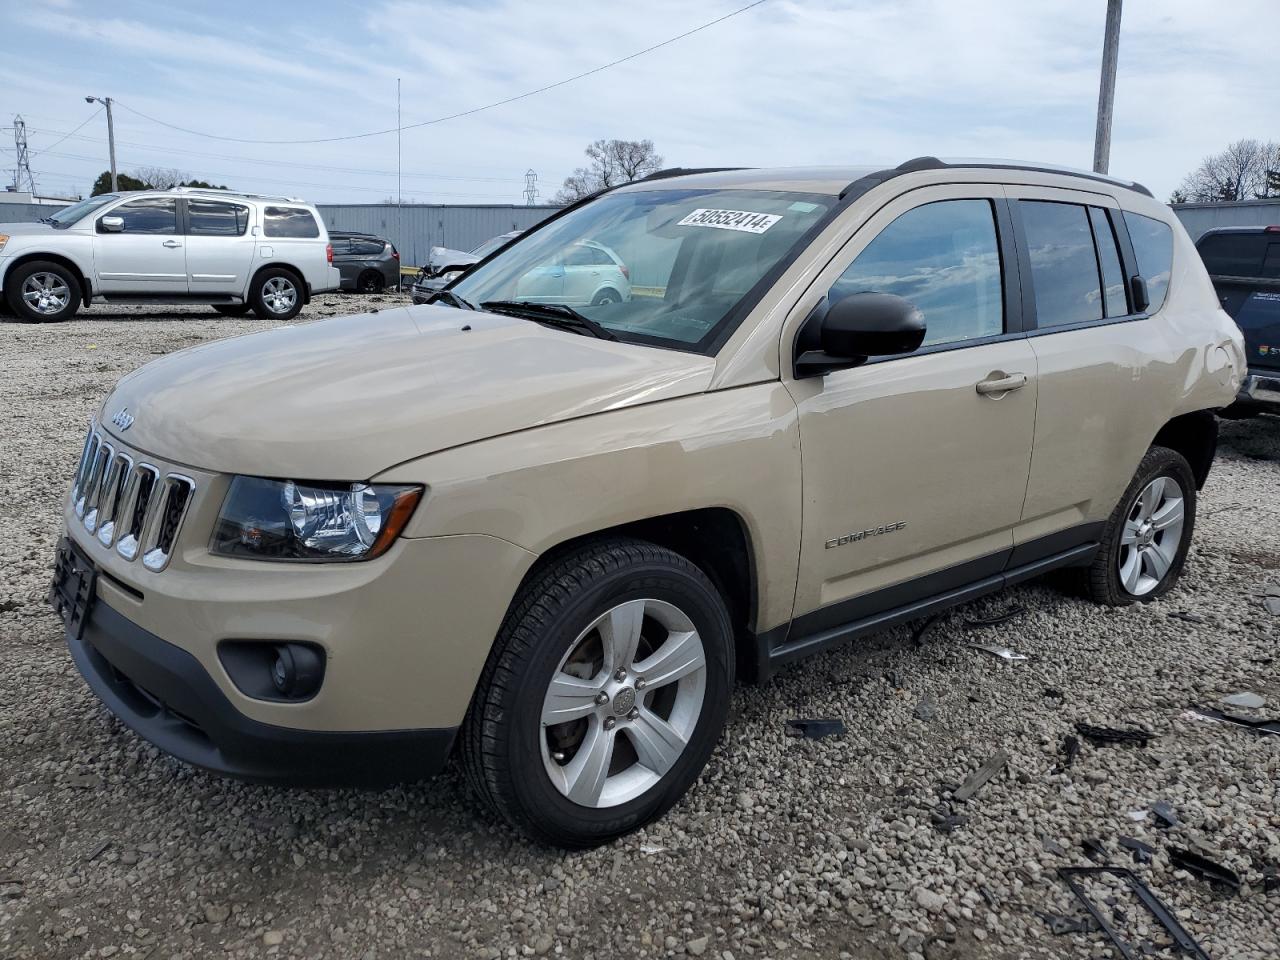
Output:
top-left (264, 207), bottom-right (321, 239)
top-left (1122, 212), bottom-right (1173, 313)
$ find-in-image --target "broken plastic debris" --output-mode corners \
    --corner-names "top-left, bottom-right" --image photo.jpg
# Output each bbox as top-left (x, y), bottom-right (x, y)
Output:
top-left (966, 642), bottom-right (1028, 662)
top-left (1222, 691), bottom-right (1265, 710)
top-left (1150, 800), bottom-right (1178, 829)
top-left (1189, 707), bottom-right (1280, 736)
top-left (1169, 846), bottom-right (1241, 893)
top-left (1119, 837), bottom-right (1155, 865)
top-left (784, 718), bottom-right (845, 739)
top-left (1058, 867), bottom-right (1210, 960)
top-left (964, 605), bottom-right (1025, 629)
top-left (1074, 723), bottom-right (1153, 747)
top-left (953, 750), bottom-right (1009, 802)
top-left (1036, 911), bottom-right (1098, 935)
top-left (1082, 837), bottom-right (1109, 862)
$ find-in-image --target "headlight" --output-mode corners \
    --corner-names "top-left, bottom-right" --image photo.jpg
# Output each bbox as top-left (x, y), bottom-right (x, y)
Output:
top-left (441, 270), bottom-right (462, 282)
top-left (211, 477), bottom-right (422, 561)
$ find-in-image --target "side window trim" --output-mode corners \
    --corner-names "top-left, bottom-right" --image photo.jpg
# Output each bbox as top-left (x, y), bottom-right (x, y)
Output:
top-left (1087, 205), bottom-right (1131, 317)
top-left (1009, 196), bottom-right (1148, 336)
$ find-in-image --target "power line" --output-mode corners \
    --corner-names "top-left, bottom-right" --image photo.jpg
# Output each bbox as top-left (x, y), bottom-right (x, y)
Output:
top-left (111, 1), bottom-right (769, 145)
top-left (21, 127), bottom-right (523, 182)
top-left (30, 106), bottom-right (101, 159)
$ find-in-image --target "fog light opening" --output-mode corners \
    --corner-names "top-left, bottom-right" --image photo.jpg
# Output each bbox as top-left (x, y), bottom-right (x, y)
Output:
top-left (271, 643), bottom-right (324, 699)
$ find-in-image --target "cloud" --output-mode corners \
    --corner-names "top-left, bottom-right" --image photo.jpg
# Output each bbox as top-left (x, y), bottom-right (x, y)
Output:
top-left (3, 0), bottom-right (1276, 203)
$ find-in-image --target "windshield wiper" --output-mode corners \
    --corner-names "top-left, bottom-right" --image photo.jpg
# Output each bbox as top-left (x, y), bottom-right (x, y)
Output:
top-left (38, 217), bottom-right (55, 225)
top-left (431, 289), bottom-right (476, 311)
top-left (480, 300), bottom-right (618, 341)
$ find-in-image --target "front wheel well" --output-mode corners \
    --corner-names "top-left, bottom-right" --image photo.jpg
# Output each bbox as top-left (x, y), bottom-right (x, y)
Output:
top-left (3, 252), bottom-right (92, 305)
top-left (1151, 410), bottom-right (1218, 489)
top-left (525, 508), bottom-right (760, 681)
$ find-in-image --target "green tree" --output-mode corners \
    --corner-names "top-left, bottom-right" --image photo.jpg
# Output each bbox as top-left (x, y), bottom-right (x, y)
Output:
top-left (91, 170), bottom-right (147, 195)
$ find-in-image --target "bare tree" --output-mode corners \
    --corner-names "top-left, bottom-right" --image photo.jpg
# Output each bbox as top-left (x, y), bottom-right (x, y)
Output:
top-left (554, 139), bottom-right (664, 203)
top-left (130, 165), bottom-right (191, 189)
top-left (1173, 139), bottom-right (1280, 202)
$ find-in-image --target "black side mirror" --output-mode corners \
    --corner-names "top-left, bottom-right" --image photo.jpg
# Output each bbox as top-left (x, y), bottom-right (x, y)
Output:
top-left (1129, 275), bottom-right (1150, 313)
top-left (794, 292), bottom-right (927, 378)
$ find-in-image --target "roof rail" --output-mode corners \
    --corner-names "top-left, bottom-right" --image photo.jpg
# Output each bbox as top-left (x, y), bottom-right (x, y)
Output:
top-left (636, 166), bottom-right (750, 183)
top-left (841, 156), bottom-right (1153, 199)
top-left (170, 185), bottom-right (306, 203)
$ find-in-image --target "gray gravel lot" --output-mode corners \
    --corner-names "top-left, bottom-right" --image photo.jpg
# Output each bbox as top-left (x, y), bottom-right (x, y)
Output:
top-left (2, 296), bottom-right (1278, 960)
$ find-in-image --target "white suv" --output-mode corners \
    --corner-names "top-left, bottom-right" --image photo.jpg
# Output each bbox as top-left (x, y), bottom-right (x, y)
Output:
top-left (0, 188), bottom-right (340, 323)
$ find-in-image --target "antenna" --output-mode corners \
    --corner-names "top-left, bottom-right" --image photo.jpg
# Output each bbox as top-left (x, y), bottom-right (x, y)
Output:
top-left (12, 115), bottom-right (36, 194)
top-left (523, 169), bottom-right (539, 205)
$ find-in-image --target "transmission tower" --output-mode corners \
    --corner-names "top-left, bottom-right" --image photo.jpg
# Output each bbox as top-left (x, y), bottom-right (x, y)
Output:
top-left (11, 115), bottom-right (36, 194)
top-left (523, 169), bottom-right (539, 206)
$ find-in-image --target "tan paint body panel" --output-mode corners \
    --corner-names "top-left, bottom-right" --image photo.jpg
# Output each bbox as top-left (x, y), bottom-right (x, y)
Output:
top-left (97, 304), bottom-right (714, 477)
top-left (67, 163), bottom-right (1245, 736)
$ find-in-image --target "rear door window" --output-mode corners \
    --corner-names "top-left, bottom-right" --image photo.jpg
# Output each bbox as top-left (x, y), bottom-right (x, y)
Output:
top-left (828, 198), bottom-right (1004, 347)
top-left (264, 206), bottom-right (320, 238)
top-left (1019, 200), bottom-right (1103, 327)
top-left (188, 200), bottom-right (249, 236)
top-left (102, 197), bottom-right (177, 235)
top-left (1122, 211), bottom-right (1173, 312)
top-left (1089, 207), bottom-right (1129, 317)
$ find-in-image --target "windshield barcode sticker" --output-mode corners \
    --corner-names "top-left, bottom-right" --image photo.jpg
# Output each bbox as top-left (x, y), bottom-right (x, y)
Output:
top-left (677, 208), bottom-right (782, 234)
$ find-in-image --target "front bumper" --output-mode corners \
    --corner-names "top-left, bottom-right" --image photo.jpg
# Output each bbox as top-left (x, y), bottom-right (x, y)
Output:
top-left (410, 278), bottom-right (445, 304)
top-left (1238, 368), bottom-right (1280, 408)
top-left (68, 595), bottom-right (456, 786)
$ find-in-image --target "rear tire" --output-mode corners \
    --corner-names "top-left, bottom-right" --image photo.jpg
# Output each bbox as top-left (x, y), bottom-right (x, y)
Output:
top-left (357, 270), bottom-right (384, 294)
top-left (5, 260), bottom-right (82, 323)
top-left (591, 288), bottom-right (622, 306)
top-left (249, 267), bottom-right (304, 321)
top-left (461, 538), bottom-right (733, 848)
top-left (1084, 445), bottom-right (1196, 606)
top-left (212, 304), bottom-right (251, 316)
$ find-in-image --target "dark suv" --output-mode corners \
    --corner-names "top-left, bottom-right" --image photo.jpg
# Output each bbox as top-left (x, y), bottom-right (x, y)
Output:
top-left (330, 232), bottom-right (400, 293)
top-left (1196, 225), bottom-right (1280, 414)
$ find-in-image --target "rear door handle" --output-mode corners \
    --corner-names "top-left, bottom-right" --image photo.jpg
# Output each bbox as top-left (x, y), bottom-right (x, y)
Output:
top-left (975, 373), bottom-right (1028, 396)
top-left (162, 240), bottom-right (183, 248)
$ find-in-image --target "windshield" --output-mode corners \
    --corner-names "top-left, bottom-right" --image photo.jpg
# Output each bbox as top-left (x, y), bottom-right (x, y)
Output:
top-left (46, 194), bottom-right (121, 227)
top-left (451, 188), bottom-right (836, 352)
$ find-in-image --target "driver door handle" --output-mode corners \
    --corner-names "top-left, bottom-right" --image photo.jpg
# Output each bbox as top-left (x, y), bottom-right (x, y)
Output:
top-left (162, 240), bottom-right (183, 248)
top-left (975, 373), bottom-right (1028, 396)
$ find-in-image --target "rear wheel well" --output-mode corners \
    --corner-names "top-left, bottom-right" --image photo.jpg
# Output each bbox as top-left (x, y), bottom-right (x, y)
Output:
top-left (1152, 410), bottom-right (1218, 489)
top-left (526, 508), bottom-right (760, 681)
top-left (4, 252), bottom-right (91, 305)
top-left (250, 263), bottom-right (310, 304)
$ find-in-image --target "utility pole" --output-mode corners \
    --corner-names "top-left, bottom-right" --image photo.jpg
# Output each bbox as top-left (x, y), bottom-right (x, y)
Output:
top-left (11, 115), bottom-right (36, 194)
top-left (396, 78), bottom-right (403, 267)
top-left (1092, 0), bottom-right (1122, 175)
top-left (84, 95), bottom-right (117, 191)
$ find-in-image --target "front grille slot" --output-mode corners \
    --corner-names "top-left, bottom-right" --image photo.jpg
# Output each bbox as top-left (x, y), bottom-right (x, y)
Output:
top-left (65, 426), bottom-right (197, 573)
top-left (116, 464), bottom-right (158, 562)
top-left (142, 475), bottom-right (195, 572)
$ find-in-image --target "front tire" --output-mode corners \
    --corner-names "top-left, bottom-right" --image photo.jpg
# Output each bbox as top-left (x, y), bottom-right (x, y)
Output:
top-left (461, 539), bottom-right (733, 848)
top-left (249, 267), bottom-right (304, 321)
top-left (1085, 445), bottom-right (1196, 605)
top-left (5, 261), bottom-right (81, 323)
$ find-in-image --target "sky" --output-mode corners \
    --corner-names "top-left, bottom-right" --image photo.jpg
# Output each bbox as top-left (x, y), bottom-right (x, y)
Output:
top-left (0, 0), bottom-right (1276, 205)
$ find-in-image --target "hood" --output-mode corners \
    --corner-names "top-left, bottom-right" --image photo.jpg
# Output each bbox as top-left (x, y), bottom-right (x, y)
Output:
top-left (0, 221), bottom-right (61, 236)
top-left (99, 305), bottom-right (715, 478)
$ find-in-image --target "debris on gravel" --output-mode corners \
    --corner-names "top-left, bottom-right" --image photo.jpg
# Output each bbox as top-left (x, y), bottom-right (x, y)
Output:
top-left (2, 300), bottom-right (1279, 959)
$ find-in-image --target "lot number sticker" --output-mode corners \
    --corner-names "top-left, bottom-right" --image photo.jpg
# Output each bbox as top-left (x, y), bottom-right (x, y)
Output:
top-left (678, 208), bottom-right (782, 234)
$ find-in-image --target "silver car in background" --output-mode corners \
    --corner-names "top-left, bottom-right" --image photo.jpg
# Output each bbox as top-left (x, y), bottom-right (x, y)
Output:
top-left (0, 188), bottom-right (339, 323)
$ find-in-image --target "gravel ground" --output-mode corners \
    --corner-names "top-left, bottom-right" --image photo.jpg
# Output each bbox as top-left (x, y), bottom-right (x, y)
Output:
top-left (1, 297), bottom-right (1278, 960)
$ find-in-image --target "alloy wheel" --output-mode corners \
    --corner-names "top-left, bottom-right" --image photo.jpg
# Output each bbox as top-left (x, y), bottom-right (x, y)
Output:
top-left (262, 276), bottom-right (297, 314)
top-left (22, 272), bottom-right (71, 315)
top-left (540, 598), bottom-right (707, 808)
top-left (1117, 475), bottom-right (1185, 596)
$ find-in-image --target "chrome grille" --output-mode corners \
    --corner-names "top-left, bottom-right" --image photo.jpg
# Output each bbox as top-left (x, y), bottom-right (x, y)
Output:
top-left (68, 425), bottom-right (196, 572)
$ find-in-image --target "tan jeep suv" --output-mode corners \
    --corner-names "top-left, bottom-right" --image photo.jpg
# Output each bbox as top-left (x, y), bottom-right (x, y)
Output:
top-left (50, 159), bottom-right (1245, 847)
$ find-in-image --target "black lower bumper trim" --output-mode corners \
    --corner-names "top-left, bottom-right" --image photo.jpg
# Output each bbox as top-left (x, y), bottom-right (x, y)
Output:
top-left (68, 599), bottom-right (456, 787)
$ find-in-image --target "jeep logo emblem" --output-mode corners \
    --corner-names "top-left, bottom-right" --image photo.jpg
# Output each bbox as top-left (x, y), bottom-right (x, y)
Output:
top-left (111, 408), bottom-right (134, 431)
